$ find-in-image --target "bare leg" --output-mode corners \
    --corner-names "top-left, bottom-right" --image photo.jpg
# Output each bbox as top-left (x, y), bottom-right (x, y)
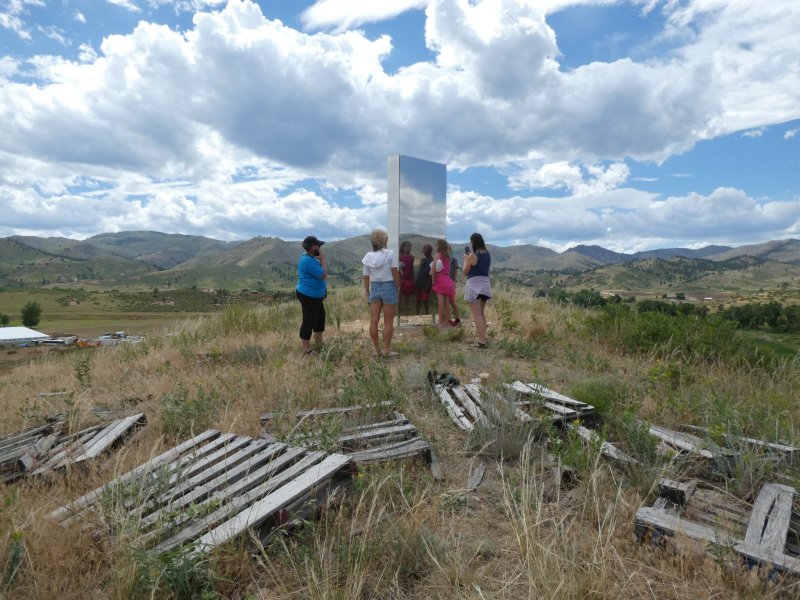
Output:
top-left (369, 301), bottom-right (383, 355)
top-left (469, 300), bottom-right (487, 344)
top-left (313, 332), bottom-right (323, 346)
top-left (383, 303), bottom-right (396, 354)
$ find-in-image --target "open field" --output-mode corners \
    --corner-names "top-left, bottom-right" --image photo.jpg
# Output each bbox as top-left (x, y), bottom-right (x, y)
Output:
top-left (1, 285), bottom-right (800, 598)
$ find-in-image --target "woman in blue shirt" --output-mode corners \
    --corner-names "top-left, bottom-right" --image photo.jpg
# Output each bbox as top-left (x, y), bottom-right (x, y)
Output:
top-left (296, 235), bottom-right (328, 356)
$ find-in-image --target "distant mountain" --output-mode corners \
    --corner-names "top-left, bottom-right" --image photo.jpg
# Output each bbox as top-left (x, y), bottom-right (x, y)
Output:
top-left (565, 245), bottom-right (629, 265)
top-left (2, 232), bottom-right (799, 292)
top-left (632, 245), bottom-right (732, 260)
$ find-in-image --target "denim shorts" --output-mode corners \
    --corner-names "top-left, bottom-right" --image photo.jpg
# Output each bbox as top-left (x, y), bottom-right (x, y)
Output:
top-left (369, 280), bottom-right (398, 304)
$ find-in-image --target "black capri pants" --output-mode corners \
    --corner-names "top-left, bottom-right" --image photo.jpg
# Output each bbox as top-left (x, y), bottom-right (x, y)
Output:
top-left (296, 290), bottom-right (326, 341)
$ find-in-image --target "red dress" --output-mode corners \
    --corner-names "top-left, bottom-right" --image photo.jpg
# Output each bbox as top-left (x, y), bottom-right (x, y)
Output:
top-left (399, 254), bottom-right (415, 294)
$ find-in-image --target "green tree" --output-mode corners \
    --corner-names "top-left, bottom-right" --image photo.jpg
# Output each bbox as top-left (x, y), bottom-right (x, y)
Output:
top-left (0, 313), bottom-right (9, 326)
top-left (21, 302), bottom-right (42, 327)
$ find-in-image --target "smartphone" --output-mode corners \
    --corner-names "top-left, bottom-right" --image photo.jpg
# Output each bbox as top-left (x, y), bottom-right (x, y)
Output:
top-left (313, 249), bottom-right (321, 257)
top-left (464, 245), bottom-right (471, 255)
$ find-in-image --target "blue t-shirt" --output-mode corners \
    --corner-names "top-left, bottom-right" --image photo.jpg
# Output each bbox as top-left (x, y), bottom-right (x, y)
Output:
top-left (296, 253), bottom-right (327, 298)
top-left (467, 252), bottom-right (491, 278)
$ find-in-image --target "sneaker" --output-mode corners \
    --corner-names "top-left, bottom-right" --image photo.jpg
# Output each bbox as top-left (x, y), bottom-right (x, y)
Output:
top-left (470, 342), bottom-right (487, 349)
top-left (453, 318), bottom-right (461, 326)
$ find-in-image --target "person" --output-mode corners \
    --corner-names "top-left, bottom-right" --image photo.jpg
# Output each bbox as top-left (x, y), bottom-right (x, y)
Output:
top-left (295, 235), bottom-right (327, 356)
top-left (463, 232), bottom-right (492, 348)
top-left (415, 243), bottom-right (433, 315)
top-left (362, 229), bottom-right (401, 357)
top-left (398, 241), bottom-right (415, 316)
top-left (448, 246), bottom-right (461, 327)
top-left (431, 238), bottom-right (456, 328)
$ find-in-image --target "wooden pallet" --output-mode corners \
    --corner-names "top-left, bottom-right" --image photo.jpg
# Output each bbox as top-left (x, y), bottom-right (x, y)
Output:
top-left (433, 381), bottom-right (525, 431)
top-left (49, 430), bottom-right (354, 554)
top-left (508, 381), bottom-right (595, 423)
top-left (0, 413), bottom-right (146, 482)
top-left (636, 479), bottom-right (800, 577)
top-left (261, 403), bottom-right (432, 466)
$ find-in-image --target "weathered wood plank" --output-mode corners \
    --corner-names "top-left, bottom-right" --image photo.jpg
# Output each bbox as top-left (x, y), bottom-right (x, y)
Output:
top-left (647, 424), bottom-right (716, 459)
top-left (735, 542), bottom-right (800, 576)
top-left (194, 453), bottom-right (352, 552)
top-left (429, 451), bottom-right (443, 481)
top-left (434, 385), bottom-right (473, 431)
top-left (450, 386), bottom-right (487, 426)
top-left (261, 401), bottom-right (394, 423)
top-left (462, 384), bottom-right (509, 424)
top-left (745, 483), bottom-right (795, 553)
top-left (510, 382), bottom-right (595, 412)
top-left (658, 478), bottom-right (697, 506)
top-left (635, 506), bottom-right (729, 543)
top-left (681, 424), bottom-right (800, 459)
top-left (569, 424), bottom-right (637, 464)
top-left (136, 444), bottom-right (306, 544)
top-left (72, 413), bottom-right (146, 461)
top-left (466, 462), bottom-right (486, 491)
top-left (153, 450), bottom-right (329, 552)
top-left (349, 438), bottom-right (431, 463)
top-left (51, 429), bottom-right (222, 523)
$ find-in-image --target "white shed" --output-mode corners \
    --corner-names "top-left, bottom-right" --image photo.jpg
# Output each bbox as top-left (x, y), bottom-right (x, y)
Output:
top-left (0, 327), bottom-right (49, 346)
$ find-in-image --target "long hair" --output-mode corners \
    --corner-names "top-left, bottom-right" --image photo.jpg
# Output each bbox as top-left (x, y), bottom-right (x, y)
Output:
top-left (470, 233), bottom-right (487, 252)
top-left (399, 241), bottom-right (412, 255)
top-left (370, 229), bottom-right (388, 251)
top-left (435, 238), bottom-right (450, 259)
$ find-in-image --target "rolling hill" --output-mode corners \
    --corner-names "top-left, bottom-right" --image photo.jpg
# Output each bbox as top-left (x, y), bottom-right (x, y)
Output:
top-left (1, 232), bottom-right (798, 294)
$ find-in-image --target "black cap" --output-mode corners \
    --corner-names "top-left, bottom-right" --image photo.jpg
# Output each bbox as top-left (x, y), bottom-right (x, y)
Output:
top-left (302, 235), bottom-right (325, 249)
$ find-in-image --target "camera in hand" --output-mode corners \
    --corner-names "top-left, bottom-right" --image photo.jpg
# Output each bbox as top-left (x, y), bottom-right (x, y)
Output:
top-left (464, 245), bottom-right (471, 255)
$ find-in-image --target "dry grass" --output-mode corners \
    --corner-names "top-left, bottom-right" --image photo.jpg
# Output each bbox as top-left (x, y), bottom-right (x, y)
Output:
top-left (1, 288), bottom-right (799, 598)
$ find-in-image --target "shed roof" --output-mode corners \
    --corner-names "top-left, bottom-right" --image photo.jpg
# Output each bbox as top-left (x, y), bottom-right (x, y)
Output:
top-left (0, 327), bottom-right (49, 342)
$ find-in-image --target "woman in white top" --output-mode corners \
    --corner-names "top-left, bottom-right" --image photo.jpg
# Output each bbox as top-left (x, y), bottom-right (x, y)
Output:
top-left (362, 229), bottom-right (401, 358)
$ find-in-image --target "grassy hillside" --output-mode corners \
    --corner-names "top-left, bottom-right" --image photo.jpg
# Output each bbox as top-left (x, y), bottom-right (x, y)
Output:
top-left (1, 288), bottom-right (799, 598)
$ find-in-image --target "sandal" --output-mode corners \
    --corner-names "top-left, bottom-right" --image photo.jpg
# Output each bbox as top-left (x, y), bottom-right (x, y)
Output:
top-left (303, 349), bottom-right (316, 357)
top-left (384, 351), bottom-right (399, 359)
top-left (470, 342), bottom-right (487, 349)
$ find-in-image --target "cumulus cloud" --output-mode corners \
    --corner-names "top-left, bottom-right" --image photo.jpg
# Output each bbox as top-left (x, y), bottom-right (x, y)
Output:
top-left (785, 129), bottom-right (798, 140)
top-left (302, 0), bottom-right (428, 32)
top-left (1, 0), bottom-right (800, 249)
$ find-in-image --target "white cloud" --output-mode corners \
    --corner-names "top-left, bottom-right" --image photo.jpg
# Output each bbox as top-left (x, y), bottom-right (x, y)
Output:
top-left (742, 128), bottom-right (764, 138)
top-left (105, 0), bottom-right (141, 13)
top-left (785, 128), bottom-right (798, 140)
top-left (1, 0), bottom-right (800, 249)
top-left (302, 0), bottom-right (428, 32)
top-left (74, 11), bottom-right (86, 23)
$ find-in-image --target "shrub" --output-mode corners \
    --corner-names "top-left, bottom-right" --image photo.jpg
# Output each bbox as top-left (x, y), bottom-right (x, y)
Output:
top-left (161, 384), bottom-right (222, 439)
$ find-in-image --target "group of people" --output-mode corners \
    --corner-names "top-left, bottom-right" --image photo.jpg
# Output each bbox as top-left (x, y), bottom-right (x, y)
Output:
top-left (295, 230), bottom-right (491, 357)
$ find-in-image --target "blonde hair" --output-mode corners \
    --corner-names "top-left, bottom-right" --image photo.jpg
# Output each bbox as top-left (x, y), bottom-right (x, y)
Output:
top-left (370, 229), bottom-right (388, 251)
top-left (435, 238), bottom-right (450, 259)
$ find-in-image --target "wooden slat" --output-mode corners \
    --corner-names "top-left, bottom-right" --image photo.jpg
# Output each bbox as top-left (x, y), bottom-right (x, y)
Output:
top-left (462, 384), bottom-right (510, 424)
top-left (429, 451), bottom-right (443, 481)
top-left (511, 381), bottom-right (595, 412)
top-left (449, 386), bottom-right (487, 426)
top-left (744, 483), bottom-right (795, 552)
top-left (153, 450), bottom-right (329, 552)
top-left (647, 424), bottom-right (716, 459)
top-left (261, 401), bottom-right (394, 423)
top-left (349, 438), bottom-right (430, 463)
top-left (194, 453), bottom-right (352, 551)
top-left (136, 440), bottom-right (281, 531)
top-left (72, 413), bottom-right (146, 461)
top-left (681, 424), bottom-right (799, 462)
top-left (434, 385), bottom-right (473, 431)
top-left (51, 429), bottom-right (222, 523)
top-left (658, 478), bottom-right (697, 506)
top-left (635, 506), bottom-right (726, 543)
top-left (466, 462), bottom-right (486, 491)
top-left (136, 445), bottom-right (308, 545)
top-left (735, 542), bottom-right (800, 576)
top-left (336, 423), bottom-right (417, 446)
top-left (569, 424), bottom-right (636, 464)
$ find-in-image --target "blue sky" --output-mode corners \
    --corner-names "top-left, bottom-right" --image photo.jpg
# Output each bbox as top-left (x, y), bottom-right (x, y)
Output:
top-left (1, 0), bottom-right (798, 252)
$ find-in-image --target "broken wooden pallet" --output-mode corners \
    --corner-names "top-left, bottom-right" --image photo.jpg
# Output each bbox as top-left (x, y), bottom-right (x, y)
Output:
top-left (0, 413), bottom-right (146, 482)
top-left (433, 381), bottom-right (524, 431)
top-left (261, 403), bottom-right (432, 466)
top-left (49, 429), bottom-right (354, 555)
top-left (636, 479), bottom-right (800, 577)
top-left (680, 424), bottom-right (800, 467)
top-left (508, 381), bottom-right (595, 423)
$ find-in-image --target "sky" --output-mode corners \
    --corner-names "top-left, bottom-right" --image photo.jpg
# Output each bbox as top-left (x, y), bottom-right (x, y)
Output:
top-left (0, 0), bottom-right (799, 253)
